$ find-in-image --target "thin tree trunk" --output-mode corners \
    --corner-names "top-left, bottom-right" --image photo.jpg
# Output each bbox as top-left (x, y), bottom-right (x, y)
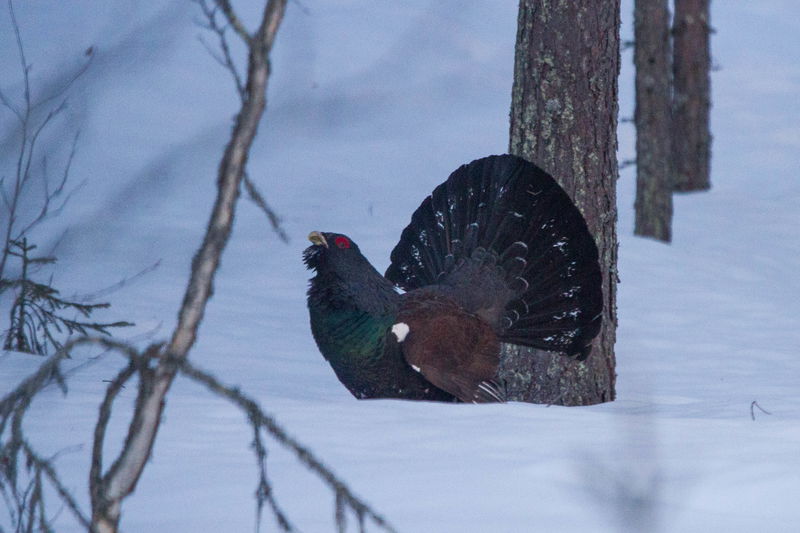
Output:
top-left (634, 0), bottom-right (673, 241)
top-left (673, 0), bottom-right (712, 191)
top-left (90, 1), bottom-right (288, 531)
top-left (502, 0), bottom-right (619, 406)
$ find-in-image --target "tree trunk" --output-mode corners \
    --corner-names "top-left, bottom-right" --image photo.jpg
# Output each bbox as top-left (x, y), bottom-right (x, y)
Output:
top-left (633, 0), bottom-right (673, 241)
top-left (673, 0), bottom-right (712, 191)
top-left (501, 0), bottom-right (619, 406)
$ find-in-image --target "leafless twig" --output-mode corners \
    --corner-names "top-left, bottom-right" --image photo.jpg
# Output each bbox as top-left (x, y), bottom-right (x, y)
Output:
top-left (89, 359), bottom-right (138, 520)
top-left (251, 422), bottom-right (294, 532)
top-left (20, 441), bottom-right (93, 530)
top-left (86, 1), bottom-right (289, 530)
top-left (73, 260), bottom-right (161, 303)
top-left (178, 355), bottom-right (397, 533)
top-left (2, 334), bottom-right (398, 533)
top-left (0, 339), bottom-right (92, 531)
top-left (750, 400), bottom-right (772, 421)
top-left (2, 1), bottom-right (391, 531)
top-left (194, 0), bottom-right (289, 242)
top-left (215, 0), bottom-right (252, 44)
top-left (193, 0), bottom-right (246, 100)
top-left (244, 173), bottom-right (289, 243)
top-left (0, 0), bottom-right (92, 284)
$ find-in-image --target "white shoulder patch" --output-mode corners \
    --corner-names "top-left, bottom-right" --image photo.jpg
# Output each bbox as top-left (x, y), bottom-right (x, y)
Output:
top-left (411, 364), bottom-right (421, 373)
top-left (391, 322), bottom-right (410, 342)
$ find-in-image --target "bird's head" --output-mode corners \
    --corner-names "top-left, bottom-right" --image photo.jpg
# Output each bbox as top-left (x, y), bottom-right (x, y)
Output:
top-left (304, 231), bottom-right (399, 312)
top-left (303, 231), bottom-right (367, 275)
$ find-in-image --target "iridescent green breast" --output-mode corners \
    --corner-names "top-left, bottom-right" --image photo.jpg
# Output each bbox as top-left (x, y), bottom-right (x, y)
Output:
top-left (308, 305), bottom-right (453, 401)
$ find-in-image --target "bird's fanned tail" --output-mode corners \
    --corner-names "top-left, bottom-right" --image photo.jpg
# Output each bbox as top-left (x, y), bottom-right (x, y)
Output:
top-left (385, 154), bottom-right (602, 359)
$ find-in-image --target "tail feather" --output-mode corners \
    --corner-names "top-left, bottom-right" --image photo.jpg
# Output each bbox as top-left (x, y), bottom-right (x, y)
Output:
top-left (385, 155), bottom-right (602, 358)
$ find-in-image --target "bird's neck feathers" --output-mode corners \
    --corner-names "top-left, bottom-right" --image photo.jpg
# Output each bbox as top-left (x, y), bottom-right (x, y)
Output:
top-left (307, 259), bottom-right (399, 378)
top-left (307, 258), bottom-right (399, 317)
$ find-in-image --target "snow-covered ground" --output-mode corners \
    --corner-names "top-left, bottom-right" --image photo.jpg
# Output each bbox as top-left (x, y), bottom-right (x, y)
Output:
top-left (1, 1), bottom-right (798, 531)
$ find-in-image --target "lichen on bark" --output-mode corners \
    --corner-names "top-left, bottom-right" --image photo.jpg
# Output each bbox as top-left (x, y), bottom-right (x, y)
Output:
top-left (503, 0), bottom-right (620, 405)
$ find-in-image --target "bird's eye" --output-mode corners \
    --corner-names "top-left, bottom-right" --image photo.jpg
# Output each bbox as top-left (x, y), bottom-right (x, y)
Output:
top-left (335, 236), bottom-right (350, 249)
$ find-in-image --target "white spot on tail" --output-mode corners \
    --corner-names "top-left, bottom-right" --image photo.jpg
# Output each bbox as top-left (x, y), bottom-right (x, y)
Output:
top-left (477, 382), bottom-right (504, 402)
top-left (411, 364), bottom-right (421, 373)
top-left (391, 322), bottom-right (410, 342)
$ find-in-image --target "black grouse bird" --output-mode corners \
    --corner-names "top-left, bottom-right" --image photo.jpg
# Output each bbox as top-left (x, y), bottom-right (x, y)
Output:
top-left (304, 155), bottom-right (602, 403)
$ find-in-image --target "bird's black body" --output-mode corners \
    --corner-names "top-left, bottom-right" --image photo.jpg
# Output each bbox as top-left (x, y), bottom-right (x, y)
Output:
top-left (305, 241), bottom-right (455, 401)
top-left (304, 155), bottom-right (602, 403)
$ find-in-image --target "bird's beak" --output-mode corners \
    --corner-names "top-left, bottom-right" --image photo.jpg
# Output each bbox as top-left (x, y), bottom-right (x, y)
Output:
top-left (308, 231), bottom-right (328, 248)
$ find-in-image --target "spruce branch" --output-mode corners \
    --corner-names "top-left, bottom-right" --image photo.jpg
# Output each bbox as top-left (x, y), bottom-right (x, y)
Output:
top-left (2, 239), bottom-right (133, 355)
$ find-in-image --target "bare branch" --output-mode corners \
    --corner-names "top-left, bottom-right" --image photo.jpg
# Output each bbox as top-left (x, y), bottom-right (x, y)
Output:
top-left (0, 176), bottom-right (10, 210)
top-left (0, 340), bottom-right (93, 531)
top-left (90, 361), bottom-right (138, 516)
top-left (88, 1), bottom-right (289, 530)
top-left (335, 491), bottom-right (347, 533)
top-left (194, 0), bottom-right (246, 100)
top-left (177, 356), bottom-right (398, 533)
top-left (31, 49), bottom-right (94, 113)
top-left (1, 97), bottom-right (69, 281)
top-left (26, 101), bottom-right (69, 174)
top-left (0, 2), bottom-right (90, 284)
top-left (251, 424), bottom-right (294, 532)
top-left (195, 0), bottom-right (289, 243)
top-left (21, 441), bottom-right (93, 530)
top-left (72, 260), bottom-right (161, 303)
top-left (3, 334), bottom-right (397, 532)
top-left (197, 33), bottom-right (232, 72)
top-left (8, 0), bottom-right (31, 112)
top-left (53, 131), bottom-right (79, 199)
top-left (0, 85), bottom-right (23, 123)
top-left (215, 0), bottom-right (253, 44)
top-left (168, 0), bottom-right (286, 366)
top-left (0, 349), bottom-right (70, 424)
top-left (17, 131), bottom-right (83, 239)
top-left (1, 2), bottom-right (368, 531)
top-left (244, 173), bottom-right (289, 242)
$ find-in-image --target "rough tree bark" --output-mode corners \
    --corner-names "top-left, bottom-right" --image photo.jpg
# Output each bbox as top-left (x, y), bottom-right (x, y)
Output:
top-left (500, 0), bottom-right (619, 405)
top-left (673, 0), bottom-right (712, 191)
top-left (633, 0), bottom-right (673, 241)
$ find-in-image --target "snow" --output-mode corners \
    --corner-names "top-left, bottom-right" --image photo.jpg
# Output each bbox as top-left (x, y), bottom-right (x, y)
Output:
top-left (2, 1), bottom-right (799, 532)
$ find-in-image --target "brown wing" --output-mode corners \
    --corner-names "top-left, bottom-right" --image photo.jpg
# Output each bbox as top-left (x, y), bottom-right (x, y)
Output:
top-left (394, 290), bottom-right (504, 403)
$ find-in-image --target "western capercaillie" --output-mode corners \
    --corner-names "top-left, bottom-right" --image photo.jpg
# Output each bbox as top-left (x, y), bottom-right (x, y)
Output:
top-left (304, 155), bottom-right (602, 403)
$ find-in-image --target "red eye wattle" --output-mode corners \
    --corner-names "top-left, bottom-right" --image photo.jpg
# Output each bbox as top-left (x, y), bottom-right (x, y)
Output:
top-left (334, 236), bottom-right (350, 249)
